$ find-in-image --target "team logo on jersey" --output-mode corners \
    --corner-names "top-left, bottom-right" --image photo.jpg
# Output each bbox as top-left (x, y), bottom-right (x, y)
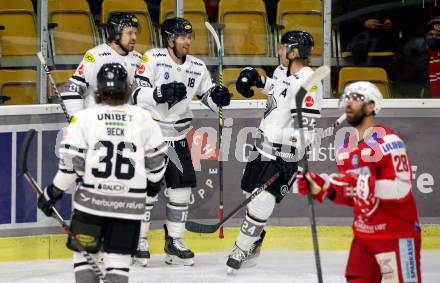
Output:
top-left (164, 72), bottom-right (170, 80)
top-left (95, 182), bottom-right (128, 194)
top-left (84, 52), bottom-right (95, 63)
top-left (304, 95), bottom-right (315, 107)
top-left (264, 95), bottom-right (277, 118)
top-left (138, 64), bottom-right (145, 74)
top-left (141, 54), bottom-right (149, 64)
top-left (70, 115), bottom-right (77, 125)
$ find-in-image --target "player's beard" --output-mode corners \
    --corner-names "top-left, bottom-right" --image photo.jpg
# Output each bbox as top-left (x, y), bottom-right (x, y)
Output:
top-left (347, 105), bottom-right (368, 127)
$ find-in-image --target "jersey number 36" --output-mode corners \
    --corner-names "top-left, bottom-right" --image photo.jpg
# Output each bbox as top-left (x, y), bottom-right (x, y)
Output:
top-left (92, 140), bottom-right (136, 179)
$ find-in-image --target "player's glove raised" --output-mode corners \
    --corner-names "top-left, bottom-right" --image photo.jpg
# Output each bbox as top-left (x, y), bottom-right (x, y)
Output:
top-left (235, 67), bottom-right (265, 98)
top-left (153, 82), bottom-right (187, 104)
top-left (37, 183), bottom-right (64, 217)
top-left (210, 85), bottom-right (231, 107)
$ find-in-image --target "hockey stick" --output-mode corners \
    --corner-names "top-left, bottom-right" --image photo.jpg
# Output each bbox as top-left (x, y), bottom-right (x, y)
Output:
top-left (205, 21), bottom-right (225, 238)
top-left (186, 172), bottom-right (281, 234)
top-left (185, 113), bottom-right (344, 234)
top-left (186, 66), bottom-right (339, 234)
top-left (295, 66), bottom-right (330, 283)
top-left (19, 129), bottom-right (108, 283)
top-left (37, 52), bottom-right (71, 123)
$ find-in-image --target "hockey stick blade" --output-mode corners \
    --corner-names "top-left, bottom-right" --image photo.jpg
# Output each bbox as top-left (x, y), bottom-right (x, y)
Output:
top-left (186, 173), bottom-right (280, 233)
top-left (205, 22), bottom-right (221, 52)
top-left (19, 129), bottom-right (36, 175)
top-left (296, 66), bottom-right (330, 110)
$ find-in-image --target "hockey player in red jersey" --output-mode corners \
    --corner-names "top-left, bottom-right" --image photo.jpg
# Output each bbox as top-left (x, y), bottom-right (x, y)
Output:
top-left (298, 81), bottom-right (422, 283)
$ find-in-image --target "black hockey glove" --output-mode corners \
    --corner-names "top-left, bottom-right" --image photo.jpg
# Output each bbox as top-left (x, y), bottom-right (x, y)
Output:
top-left (37, 183), bottom-right (64, 217)
top-left (210, 85), bottom-right (231, 107)
top-left (153, 82), bottom-right (187, 104)
top-left (235, 67), bottom-right (264, 98)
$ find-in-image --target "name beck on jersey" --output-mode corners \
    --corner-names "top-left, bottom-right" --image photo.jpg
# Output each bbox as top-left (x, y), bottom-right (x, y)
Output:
top-left (97, 113), bottom-right (133, 137)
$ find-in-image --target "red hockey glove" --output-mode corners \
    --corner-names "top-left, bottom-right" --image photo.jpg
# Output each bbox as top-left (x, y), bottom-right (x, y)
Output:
top-left (332, 173), bottom-right (377, 215)
top-left (332, 174), bottom-right (376, 203)
top-left (297, 171), bottom-right (330, 202)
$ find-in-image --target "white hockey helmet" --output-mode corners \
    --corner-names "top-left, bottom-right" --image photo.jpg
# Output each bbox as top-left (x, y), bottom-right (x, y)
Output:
top-left (341, 81), bottom-right (383, 114)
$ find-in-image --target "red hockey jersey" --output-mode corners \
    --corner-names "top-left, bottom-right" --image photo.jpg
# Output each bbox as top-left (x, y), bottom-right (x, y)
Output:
top-left (333, 125), bottom-right (421, 239)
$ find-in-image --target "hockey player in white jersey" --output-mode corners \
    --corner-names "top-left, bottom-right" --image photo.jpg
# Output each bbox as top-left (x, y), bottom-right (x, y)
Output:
top-left (131, 17), bottom-right (231, 266)
top-left (60, 12), bottom-right (142, 115)
top-left (37, 63), bottom-right (167, 283)
top-left (235, 31), bottom-right (301, 98)
top-left (226, 31), bottom-right (323, 274)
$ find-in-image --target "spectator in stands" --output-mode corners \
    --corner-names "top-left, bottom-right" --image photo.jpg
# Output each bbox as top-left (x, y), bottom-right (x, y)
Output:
top-left (426, 16), bottom-right (440, 98)
top-left (333, 0), bottom-right (403, 65)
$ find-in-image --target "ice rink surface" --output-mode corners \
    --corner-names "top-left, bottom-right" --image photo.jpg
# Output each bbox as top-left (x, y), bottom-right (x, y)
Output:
top-left (0, 251), bottom-right (438, 283)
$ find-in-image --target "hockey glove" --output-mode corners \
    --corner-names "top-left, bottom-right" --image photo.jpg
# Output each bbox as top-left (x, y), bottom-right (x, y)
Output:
top-left (37, 183), bottom-right (64, 217)
top-left (297, 171), bottom-right (331, 202)
top-left (210, 85), bottom-right (231, 107)
top-left (235, 67), bottom-right (265, 98)
top-left (332, 173), bottom-right (377, 214)
top-left (153, 82), bottom-right (187, 104)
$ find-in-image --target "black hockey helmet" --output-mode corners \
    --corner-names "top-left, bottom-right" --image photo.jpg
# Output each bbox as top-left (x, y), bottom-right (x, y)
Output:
top-left (161, 17), bottom-right (193, 47)
top-left (107, 12), bottom-right (139, 42)
top-left (281, 31), bottom-right (314, 59)
top-left (97, 63), bottom-right (128, 102)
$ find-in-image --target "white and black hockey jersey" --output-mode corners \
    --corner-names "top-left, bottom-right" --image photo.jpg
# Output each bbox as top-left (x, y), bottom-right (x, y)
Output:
top-left (61, 43), bottom-right (142, 114)
top-left (261, 65), bottom-right (288, 95)
top-left (257, 66), bottom-right (323, 160)
top-left (132, 48), bottom-right (219, 141)
top-left (52, 104), bottom-right (167, 220)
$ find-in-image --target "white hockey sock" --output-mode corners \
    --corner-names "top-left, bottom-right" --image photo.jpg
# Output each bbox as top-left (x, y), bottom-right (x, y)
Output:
top-left (73, 252), bottom-right (99, 283)
top-left (236, 190), bottom-right (275, 251)
top-left (166, 187), bottom-right (191, 238)
top-left (139, 196), bottom-right (156, 239)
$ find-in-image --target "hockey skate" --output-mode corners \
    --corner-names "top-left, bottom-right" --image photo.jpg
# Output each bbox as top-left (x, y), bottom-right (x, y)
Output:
top-left (132, 237), bottom-right (150, 267)
top-left (226, 230), bottom-right (266, 275)
top-left (163, 224), bottom-right (194, 266)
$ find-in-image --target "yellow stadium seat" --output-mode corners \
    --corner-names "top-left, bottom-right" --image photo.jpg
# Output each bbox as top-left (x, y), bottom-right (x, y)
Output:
top-left (277, 0), bottom-right (322, 57)
top-left (48, 0), bottom-right (97, 56)
top-left (0, 0), bottom-right (37, 57)
top-left (48, 69), bottom-right (75, 98)
top-left (338, 67), bottom-right (391, 98)
top-left (160, 0), bottom-right (211, 56)
top-left (0, 69), bottom-right (37, 105)
top-left (218, 0), bottom-right (270, 56)
top-left (101, 0), bottom-right (155, 54)
top-left (223, 67), bottom-right (267, 100)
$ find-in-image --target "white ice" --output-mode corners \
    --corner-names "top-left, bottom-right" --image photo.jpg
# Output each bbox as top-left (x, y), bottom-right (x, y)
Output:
top-left (0, 251), bottom-right (439, 283)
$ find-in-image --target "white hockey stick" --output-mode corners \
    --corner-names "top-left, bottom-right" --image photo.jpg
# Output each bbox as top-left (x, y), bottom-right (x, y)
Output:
top-left (205, 21), bottom-right (225, 238)
top-left (295, 65), bottom-right (330, 283)
top-left (37, 52), bottom-right (71, 122)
